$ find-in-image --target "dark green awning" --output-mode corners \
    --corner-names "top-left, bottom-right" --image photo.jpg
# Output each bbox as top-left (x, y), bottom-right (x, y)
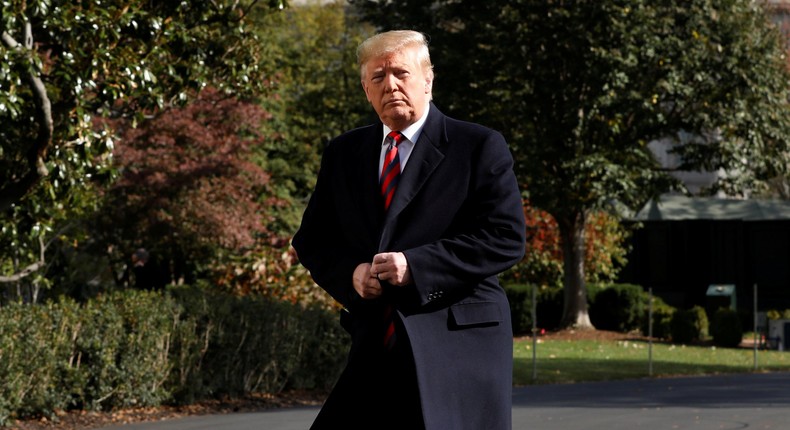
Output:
top-left (631, 195), bottom-right (790, 221)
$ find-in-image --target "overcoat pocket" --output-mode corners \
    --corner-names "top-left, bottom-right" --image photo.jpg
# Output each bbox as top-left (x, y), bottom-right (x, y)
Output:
top-left (449, 301), bottom-right (502, 329)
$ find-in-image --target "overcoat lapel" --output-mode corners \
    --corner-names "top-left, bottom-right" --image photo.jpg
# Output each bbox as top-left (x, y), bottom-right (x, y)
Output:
top-left (379, 105), bottom-right (446, 251)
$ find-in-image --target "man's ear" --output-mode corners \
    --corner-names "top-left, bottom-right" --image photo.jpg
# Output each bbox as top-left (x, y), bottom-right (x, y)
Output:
top-left (424, 69), bottom-right (434, 94)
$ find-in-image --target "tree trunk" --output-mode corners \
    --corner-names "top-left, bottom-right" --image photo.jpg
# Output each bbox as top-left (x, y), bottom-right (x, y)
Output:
top-left (557, 210), bottom-right (594, 329)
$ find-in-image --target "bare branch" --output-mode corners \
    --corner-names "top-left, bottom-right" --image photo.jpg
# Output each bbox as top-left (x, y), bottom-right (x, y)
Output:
top-left (24, 21), bottom-right (33, 49)
top-left (238, 0), bottom-right (262, 20)
top-left (0, 262), bottom-right (43, 283)
top-left (0, 31), bottom-right (17, 48)
top-left (0, 222), bottom-right (73, 284)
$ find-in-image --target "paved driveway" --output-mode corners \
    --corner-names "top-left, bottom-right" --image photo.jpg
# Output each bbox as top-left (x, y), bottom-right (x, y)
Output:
top-left (103, 372), bottom-right (790, 429)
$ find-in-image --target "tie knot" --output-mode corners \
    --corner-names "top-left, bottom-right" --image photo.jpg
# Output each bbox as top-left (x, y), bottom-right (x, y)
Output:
top-left (387, 131), bottom-right (404, 146)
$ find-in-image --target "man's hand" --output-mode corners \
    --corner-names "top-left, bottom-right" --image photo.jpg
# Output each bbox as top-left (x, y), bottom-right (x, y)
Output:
top-left (352, 263), bottom-right (383, 299)
top-left (371, 252), bottom-right (411, 286)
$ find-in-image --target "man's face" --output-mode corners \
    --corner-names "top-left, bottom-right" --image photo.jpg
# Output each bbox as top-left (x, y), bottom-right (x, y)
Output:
top-left (361, 46), bottom-right (432, 131)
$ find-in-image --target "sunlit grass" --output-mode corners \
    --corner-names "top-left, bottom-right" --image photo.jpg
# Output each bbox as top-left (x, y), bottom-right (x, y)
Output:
top-left (513, 337), bottom-right (790, 385)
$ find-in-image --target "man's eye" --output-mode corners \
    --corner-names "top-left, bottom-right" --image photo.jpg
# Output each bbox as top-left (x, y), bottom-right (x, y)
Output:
top-left (371, 75), bottom-right (383, 82)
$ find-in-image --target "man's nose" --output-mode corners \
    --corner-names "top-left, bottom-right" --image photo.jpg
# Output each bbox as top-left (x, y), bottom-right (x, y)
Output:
top-left (384, 74), bottom-right (398, 92)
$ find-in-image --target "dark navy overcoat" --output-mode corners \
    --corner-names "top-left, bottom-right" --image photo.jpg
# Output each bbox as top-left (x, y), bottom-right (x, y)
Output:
top-left (293, 103), bottom-right (526, 430)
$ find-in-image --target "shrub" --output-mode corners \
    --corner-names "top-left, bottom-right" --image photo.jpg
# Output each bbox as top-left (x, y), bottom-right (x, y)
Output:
top-left (589, 283), bottom-right (646, 332)
top-left (505, 284), bottom-right (563, 334)
top-left (0, 286), bottom-right (349, 424)
top-left (508, 283), bottom-right (655, 334)
top-left (167, 285), bottom-right (349, 402)
top-left (290, 305), bottom-right (349, 390)
top-left (692, 305), bottom-right (709, 337)
top-left (641, 295), bottom-right (675, 339)
top-left (670, 306), bottom-right (708, 344)
top-left (535, 286), bottom-right (564, 330)
top-left (710, 308), bottom-right (744, 348)
top-left (505, 284), bottom-right (533, 335)
top-left (167, 285), bottom-right (347, 402)
top-left (106, 291), bottom-right (176, 408)
top-left (69, 296), bottom-right (125, 411)
top-left (0, 299), bottom-right (81, 422)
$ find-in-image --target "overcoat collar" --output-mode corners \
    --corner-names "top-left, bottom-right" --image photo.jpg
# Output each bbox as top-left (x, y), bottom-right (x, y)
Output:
top-left (378, 103), bottom-right (447, 251)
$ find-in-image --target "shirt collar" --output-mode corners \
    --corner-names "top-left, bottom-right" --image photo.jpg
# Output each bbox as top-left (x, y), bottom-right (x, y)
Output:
top-left (382, 103), bottom-right (430, 145)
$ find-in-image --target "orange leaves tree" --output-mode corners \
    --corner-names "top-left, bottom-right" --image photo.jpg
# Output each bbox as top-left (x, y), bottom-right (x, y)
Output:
top-left (507, 204), bottom-right (630, 290)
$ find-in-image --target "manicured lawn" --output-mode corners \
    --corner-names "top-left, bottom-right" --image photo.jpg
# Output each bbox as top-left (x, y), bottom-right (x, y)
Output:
top-left (513, 337), bottom-right (790, 385)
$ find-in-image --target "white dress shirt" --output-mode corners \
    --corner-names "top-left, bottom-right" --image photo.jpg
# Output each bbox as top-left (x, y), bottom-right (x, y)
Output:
top-left (378, 104), bottom-right (430, 175)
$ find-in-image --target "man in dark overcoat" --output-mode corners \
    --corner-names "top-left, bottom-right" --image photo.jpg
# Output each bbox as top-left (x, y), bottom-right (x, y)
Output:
top-left (292, 29), bottom-right (526, 430)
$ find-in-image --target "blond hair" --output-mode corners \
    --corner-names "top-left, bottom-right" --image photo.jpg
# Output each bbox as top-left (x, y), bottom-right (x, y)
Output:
top-left (357, 30), bottom-right (434, 81)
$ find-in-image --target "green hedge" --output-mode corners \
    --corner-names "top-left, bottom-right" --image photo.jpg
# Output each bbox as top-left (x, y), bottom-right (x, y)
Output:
top-left (670, 306), bottom-right (709, 344)
top-left (0, 287), bottom-right (348, 425)
top-left (641, 295), bottom-right (674, 340)
top-left (710, 308), bottom-right (744, 348)
top-left (167, 286), bottom-right (348, 402)
top-left (505, 284), bottom-right (563, 334)
top-left (588, 283), bottom-right (646, 332)
top-left (507, 283), bottom-right (660, 336)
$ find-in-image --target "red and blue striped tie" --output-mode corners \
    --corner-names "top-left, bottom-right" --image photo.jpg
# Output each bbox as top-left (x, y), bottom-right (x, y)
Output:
top-left (380, 131), bottom-right (403, 211)
top-left (380, 130), bottom-right (403, 350)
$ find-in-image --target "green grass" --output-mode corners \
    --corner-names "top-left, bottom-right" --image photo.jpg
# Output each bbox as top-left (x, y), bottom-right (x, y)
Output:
top-left (513, 337), bottom-right (790, 385)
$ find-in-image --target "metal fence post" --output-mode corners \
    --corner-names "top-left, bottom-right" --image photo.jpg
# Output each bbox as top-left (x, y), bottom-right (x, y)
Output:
top-left (532, 284), bottom-right (538, 381)
top-left (648, 287), bottom-right (653, 377)
top-left (754, 283), bottom-right (758, 371)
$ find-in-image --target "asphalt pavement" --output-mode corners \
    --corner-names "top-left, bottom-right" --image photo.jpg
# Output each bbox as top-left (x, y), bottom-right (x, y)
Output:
top-left (102, 372), bottom-right (790, 429)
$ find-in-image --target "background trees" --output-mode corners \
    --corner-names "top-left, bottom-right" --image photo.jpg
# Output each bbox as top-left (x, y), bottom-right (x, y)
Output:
top-left (262, 1), bottom-right (374, 233)
top-left (509, 208), bottom-right (631, 290)
top-left (351, 0), bottom-right (790, 328)
top-left (1, 0), bottom-right (283, 207)
top-left (4, 0), bottom-right (790, 326)
top-left (0, 0), bottom-right (288, 299)
top-left (1, 0), bottom-right (376, 302)
top-left (2, 0), bottom-right (790, 418)
top-left (207, 1), bottom-right (375, 300)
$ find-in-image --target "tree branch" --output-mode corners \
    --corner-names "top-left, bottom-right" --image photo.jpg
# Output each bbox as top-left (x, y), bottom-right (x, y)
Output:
top-left (0, 222), bottom-right (74, 284)
top-left (0, 23), bottom-right (54, 213)
top-left (238, 0), bottom-right (263, 20)
top-left (0, 262), bottom-right (43, 283)
top-left (0, 236), bottom-right (49, 284)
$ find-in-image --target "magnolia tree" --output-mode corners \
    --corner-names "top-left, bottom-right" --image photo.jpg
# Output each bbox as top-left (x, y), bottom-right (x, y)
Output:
top-left (0, 0), bottom-right (285, 299)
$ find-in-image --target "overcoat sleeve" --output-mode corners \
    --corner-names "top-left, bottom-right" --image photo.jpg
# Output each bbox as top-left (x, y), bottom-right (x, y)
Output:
top-left (291, 140), bottom-right (363, 309)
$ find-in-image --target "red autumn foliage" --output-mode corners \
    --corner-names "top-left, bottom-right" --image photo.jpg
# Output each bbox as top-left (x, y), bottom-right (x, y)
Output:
top-left (100, 88), bottom-right (286, 284)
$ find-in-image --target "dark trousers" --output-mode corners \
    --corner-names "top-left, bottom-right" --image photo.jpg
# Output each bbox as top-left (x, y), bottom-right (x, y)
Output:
top-left (311, 321), bottom-right (425, 430)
